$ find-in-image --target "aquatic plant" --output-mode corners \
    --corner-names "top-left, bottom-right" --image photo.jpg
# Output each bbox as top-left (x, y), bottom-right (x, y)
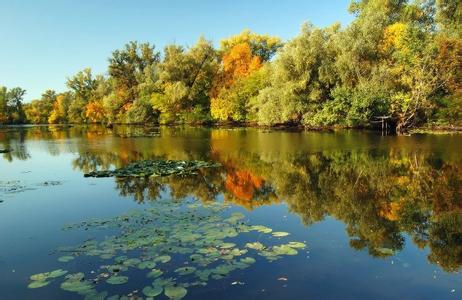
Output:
top-left (28, 199), bottom-right (306, 299)
top-left (83, 160), bottom-right (222, 178)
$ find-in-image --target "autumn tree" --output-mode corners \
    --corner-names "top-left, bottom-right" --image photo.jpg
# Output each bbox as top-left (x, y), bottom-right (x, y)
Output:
top-left (211, 31), bottom-right (282, 122)
top-left (48, 92), bottom-right (71, 124)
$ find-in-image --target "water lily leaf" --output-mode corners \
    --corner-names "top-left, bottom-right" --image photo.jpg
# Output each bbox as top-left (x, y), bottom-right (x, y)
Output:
top-left (106, 276), bottom-right (129, 285)
top-left (251, 225), bottom-right (272, 234)
top-left (49, 269), bottom-right (68, 278)
top-left (30, 273), bottom-right (49, 281)
top-left (272, 232), bottom-right (290, 237)
top-left (138, 260), bottom-right (157, 270)
top-left (143, 285), bottom-right (163, 297)
top-left (287, 241), bottom-right (306, 249)
top-left (122, 258), bottom-right (141, 266)
top-left (220, 242), bottom-right (236, 249)
top-left (155, 255), bottom-right (171, 263)
top-left (28, 280), bottom-right (51, 288)
top-left (240, 257), bottom-right (256, 264)
top-left (246, 242), bottom-right (265, 251)
top-left (58, 255), bottom-right (74, 262)
top-left (164, 285), bottom-right (188, 300)
top-left (195, 269), bottom-right (212, 281)
top-left (60, 274), bottom-right (94, 294)
top-left (147, 269), bottom-right (163, 278)
top-left (84, 160), bottom-right (221, 178)
top-left (84, 291), bottom-right (108, 300)
top-left (273, 245), bottom-right (298, 256)
top-left (175, 266), bottom-right (196, 275)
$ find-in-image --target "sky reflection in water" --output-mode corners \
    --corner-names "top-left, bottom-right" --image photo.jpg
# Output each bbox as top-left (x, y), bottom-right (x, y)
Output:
top-left (0, 125), bottom-right (461, 300)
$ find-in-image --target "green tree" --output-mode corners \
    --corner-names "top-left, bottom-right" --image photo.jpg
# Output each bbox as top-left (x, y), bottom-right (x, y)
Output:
top-left (152, 37), bottom-right (218, 124)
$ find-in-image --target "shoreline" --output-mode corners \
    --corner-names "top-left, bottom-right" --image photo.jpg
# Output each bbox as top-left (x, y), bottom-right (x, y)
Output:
top-left (1, 122), bottom-right (462, 134)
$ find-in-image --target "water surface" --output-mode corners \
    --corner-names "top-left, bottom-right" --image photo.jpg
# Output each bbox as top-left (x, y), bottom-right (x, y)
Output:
top-left (1, 126), bottom-right (461, 300)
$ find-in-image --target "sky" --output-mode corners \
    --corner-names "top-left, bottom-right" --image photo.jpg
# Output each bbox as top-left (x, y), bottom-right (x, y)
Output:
top-left (0, 0), bottom-right (354, 102)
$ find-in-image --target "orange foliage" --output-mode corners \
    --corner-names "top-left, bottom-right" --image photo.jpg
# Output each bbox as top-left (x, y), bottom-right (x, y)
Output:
top-left (210, 42), bottom-right (262, 100)
top-left (225, 169), bottom-right (264, 202)
top-left (85, 101), bottom-right (105, 123)
top-left (221, 42), bottom-right (262, 87)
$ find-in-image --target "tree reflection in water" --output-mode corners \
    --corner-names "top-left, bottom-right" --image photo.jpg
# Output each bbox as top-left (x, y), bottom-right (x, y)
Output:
top-left (1, 125), bottom-right (461, 272)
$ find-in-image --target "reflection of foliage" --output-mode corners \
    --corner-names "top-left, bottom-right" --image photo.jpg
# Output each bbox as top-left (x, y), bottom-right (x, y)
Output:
top-left (2, 126), bottom-right (462, 272)
top-left (428, 213), bottom-right (462, 272)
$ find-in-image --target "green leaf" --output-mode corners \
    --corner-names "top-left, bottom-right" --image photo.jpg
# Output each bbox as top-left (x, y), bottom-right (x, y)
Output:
top-left (58, 256), bottom-right (75, 263)
top-left (28, 280), bottom-right (51, 289)
top-left (272, 231), bottom-right (290, 237)
top-left (106, 276), bottom-right (129, 285)
top-left (142, 286), bottom-right (163, 297)
top-left (164, 285), bottom-right (188, 300)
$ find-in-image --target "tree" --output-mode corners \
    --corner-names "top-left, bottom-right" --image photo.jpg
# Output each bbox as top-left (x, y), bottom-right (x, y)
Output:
top-left (152, 37), bottom-right (218, 124)
top-left (210, 30), bottom-right (281, 122)
top-left (253, 23), bottom-right (340, 125)
top-left (219, 29), bottom-right (283, 62)
top-left (0, 86), bottom-right (27, 124)
top-left (108, 41), bottom-right (160, 120)
top-left (48, 93), bottom-right (71, 124)
top-left (24, 90), bottom-right (55, 124)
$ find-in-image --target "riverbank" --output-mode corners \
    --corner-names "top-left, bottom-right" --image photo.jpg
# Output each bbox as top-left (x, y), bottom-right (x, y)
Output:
top-left (2, 122), bottom-right (462, 135)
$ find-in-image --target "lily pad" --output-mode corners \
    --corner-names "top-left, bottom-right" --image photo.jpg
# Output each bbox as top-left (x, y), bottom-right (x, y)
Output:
top-left (84, 160), bottom-right (221, 178)
top-left (251, 225), bottom-right (272, 234)
top-left (288, 241), bottom-right (306, 249)
top-left (273, 245), bottom-right (298, 256)
top-left (240, 257), bottom-right (256, 264)
top-left (49, 269), bottom-right (68, 278)
top-left (164, 285), bottom-right (188, 300)
top-left (58, 255), bottom-right (74, 262)
top-left (220, 242), bottom-right (236, 249)
top-left (138, 260), bottom-right (157, 270)
top-left (143, 285), bottom-right (163, 297)
top-left (147, 269), bottom-right (164, 278)
top-left (28, 280), bottom-right (51, 289)
top-left (246, 242), bottom-right (265, 251)
top-left (106, 275), bottom-right (129, 285)
top-left (272, 231), bottom-right (290, 237)
top-left (175, 266), bottom-right (196, 275)
top-left (155, 255), bottom-right (171, 263)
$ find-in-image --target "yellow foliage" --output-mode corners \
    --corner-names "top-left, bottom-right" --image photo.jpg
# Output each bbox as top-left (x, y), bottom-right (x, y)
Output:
top-left (380, 22), bottom-right (408, 54)
top-left (85, 101), bottom-right (105, 123)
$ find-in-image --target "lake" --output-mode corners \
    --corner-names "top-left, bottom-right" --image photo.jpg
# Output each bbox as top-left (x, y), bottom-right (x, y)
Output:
top-left (1, 125), bottom-right (461, 300)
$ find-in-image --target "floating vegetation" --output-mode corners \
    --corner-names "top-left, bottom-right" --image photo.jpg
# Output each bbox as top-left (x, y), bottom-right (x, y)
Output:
top-left (28, 269), bottom-right (68, 289)
top-left (58, 255), bottom-right (74, 263)
top-left (0, 180), bottom-right (63, 197)
top-left (0, 148), bottom-right (11, 153)
top-left (272, 231), bottom-right (290, 237)
top-left (37, 180), bottom-right (63, 187)
top-left (0, 180), bottom-right (35, 194)
top-left (27, 200), bottom-right (306, 299)
top-left (106, 275), bottom-right (129, 285)
top-left (83, 160), bottom-right (222, 178)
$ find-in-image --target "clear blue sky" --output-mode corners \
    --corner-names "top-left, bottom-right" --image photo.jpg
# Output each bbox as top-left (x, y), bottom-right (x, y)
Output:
top-left (0, 0), bottom-right (354, 102)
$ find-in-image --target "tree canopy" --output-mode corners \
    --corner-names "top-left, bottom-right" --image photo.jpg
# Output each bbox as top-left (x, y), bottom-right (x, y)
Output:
top-left (1, 1), bottom-right (460, 133)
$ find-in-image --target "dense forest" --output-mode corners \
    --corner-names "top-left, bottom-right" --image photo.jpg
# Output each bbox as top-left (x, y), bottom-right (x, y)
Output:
top-left (1, 0), bottom-right (461, 132)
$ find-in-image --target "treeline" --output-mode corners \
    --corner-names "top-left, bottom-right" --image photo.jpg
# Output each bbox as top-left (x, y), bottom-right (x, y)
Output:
top-left (1, 0), bottom-right (460, 132)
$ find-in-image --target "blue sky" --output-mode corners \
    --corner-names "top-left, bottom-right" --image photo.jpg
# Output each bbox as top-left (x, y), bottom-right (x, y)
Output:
top-left (1, 0), bottom-right (354, 101)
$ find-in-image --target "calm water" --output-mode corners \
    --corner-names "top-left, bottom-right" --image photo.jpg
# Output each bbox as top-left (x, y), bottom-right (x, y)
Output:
top-left (1, 125), bottom-right (461, 300)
